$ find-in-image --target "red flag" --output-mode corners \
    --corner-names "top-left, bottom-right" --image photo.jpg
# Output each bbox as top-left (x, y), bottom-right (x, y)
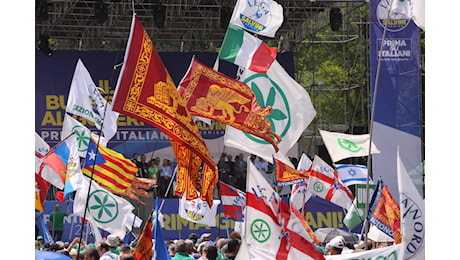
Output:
top-left (55, 191), bottom-right (66, 203)
top-left (178, 57), bottom-right (281, 152)
top-left (112, 15), bottom-right (217, 206)
top-left (219, 181), bottom-right (246, 221)
top-left (274, 157), bottom-right (311, 186)
top-left (35, 173), bottom-right (50, 211)
top-left (133, 217), bottom-right (153, 260)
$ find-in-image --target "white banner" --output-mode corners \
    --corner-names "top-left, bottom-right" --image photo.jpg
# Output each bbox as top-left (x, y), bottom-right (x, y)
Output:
top-left (325, 244), bottom-right (403, 260)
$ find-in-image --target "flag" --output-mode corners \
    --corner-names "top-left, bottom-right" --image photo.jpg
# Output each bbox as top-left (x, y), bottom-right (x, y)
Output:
top-left (133, 217), bottom-right (153, 260)
top-left (274, 157), bottom-right (310, 186)
top-left (111, 14), bottom-right (218, 206)
top-left (343, 198), bottom-right (364, 231)
top-left (82, 137), bottom-right (137, 194)
top-left (224, 60), bottom-right (316, 163)
top-left (65, 59), bottom-right (119, 141)
top-left (335, 164), bottom-right (372, 186)
top-left (289, 153), bottom-right (313, 213)
top-left (37, 212), bottom-right (54, 244)
top-left (397, 148), bottom-right (424, 259)
top-left (390, 0), bottom-right (424, 30)
top-left (367, 178), bottom-right (402, 244)
top-left (319, 129), bottom-right (380, 163)
top-left (62, 114), bottom-right (108, 157)
top-left (290, 204), bottom-right (321, 246)
top-left (73, 175), bottom-right (134, 239)
top-left (179, 192), bottom-right (221, 227)
top-left (219, 181), bottom-right (246, 222)
top-left (35, 173), bottom-right (50, 212)
top-left (297, 153), bottom-right (313, 171)
top-left (178, 57), bottom-right (281, 151)
top-left (153, 198), bottom-right (171, 260)
top-left (41, 132), bottom-right (83, 199)
top-left (55, 191), bottom-right (66, 203)
top-left (35, 132), bottom-right (64, 189)
top-left (307, 155), bottom-right (353, 209)
top-left (218, 24), bottom-right (277, 73)
top-left (244, 159), bottom-right (325, 259)
top-left (229, 0), bottom-right (283, 38)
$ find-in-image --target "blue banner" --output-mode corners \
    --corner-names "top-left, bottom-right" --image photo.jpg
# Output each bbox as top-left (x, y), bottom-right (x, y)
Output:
top-left (36, 197), bottom-right (353, 243)
top-left (369, 0), bottom-right (423, 198)
top-left (35, 50), bottom-right (294, 160)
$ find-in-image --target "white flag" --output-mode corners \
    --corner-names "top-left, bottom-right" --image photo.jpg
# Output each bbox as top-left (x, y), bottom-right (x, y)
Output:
top-left (244, 159), bottom-right (325, 259)
top-left (307, 155), bottom-right (353, 209)
top-left (35, 132), bottom-right (64, 189)
top-left (62, 114), bottom-right (107, 157)
top-left (229, 0), bottom-right (283, 38)
top-left (65, 59), bottom-right (119, 141)
top-left (73, 176), bottom-right (134, 239)
top-left (179, 193), bottom-right (221, 227)
top-left (224, 60), bottom-right (316, 163)
top-left (319, 129), bottom-right (380, 163)
top-left (397, 148), bottom-right (425, 260)
top-left (335, 164), bottom-right (373, 187)
top-left (390, 0), bottom-right (424, 30)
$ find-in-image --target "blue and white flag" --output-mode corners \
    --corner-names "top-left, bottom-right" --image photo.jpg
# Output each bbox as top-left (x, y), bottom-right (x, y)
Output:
top-left (229, 0), bottom-right (283, 38)
top-left (154, 198), bottom-right (171, 260)
top-left (335, 164), bottom-right (372, 187)
top-left (37, 212), bottom-right (54, 244)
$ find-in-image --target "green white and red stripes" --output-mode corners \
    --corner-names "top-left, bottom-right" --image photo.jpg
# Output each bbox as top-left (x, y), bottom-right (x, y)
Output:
top-left (218, 24), bottom-right (277, 73)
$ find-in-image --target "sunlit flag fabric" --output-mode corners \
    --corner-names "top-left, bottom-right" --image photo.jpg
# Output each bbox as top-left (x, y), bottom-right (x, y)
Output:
top-left (218, 24), bottom-right (277, 73)
top-left (178, 57), bottom-right (281, 151)
top-left (73, 175), bottom-right (134, 239)
top-left (35, 173), bottom-right (50, 212)
top-left (111, 14), bottom-right (218, 206)
top-left (62, 114), bottom-right (108, 157)
top-left (41, 132), bottom-right (83, 199)
top-left (367, 178), bottom-right (402, 244)
top-left (179, 192), bottom-right (221, 227)
top-left (65, 59), bottom-right (119, 141)
top-left (153, 198), bottom-right (171, 260)
top-left (224, 60), bottom-right (316, 164)
top-left (35, 132), bottom-right (64, 189)
top-left (319, 129), bottom-right (380, 163)
top-left (289, 153), bottom-right (313, 213)
top-left (397, 148), bottom-right (424, 259)
top-left (390, 0), bottom-right (424, 30)
top-left (243, 159), bottom-right (325, 259)
top-left (307, 155), bottom-right (353, 209)
top-left (343, 198), bottom-right (364, 231)
top-left (219, 181), bottom-right (246, 222)
top-left (82, 137), bottom-right (137, 194)
top-left (274, 157), bottom-right (311, 186)
top-left (334, 164), bottom-right (372, 187)
top-left (229, 0), bottom-right (283, 38)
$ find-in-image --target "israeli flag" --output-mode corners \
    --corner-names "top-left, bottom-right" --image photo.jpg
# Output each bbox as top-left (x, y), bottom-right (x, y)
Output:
top-left (335, 164), bottom-right (373, 186)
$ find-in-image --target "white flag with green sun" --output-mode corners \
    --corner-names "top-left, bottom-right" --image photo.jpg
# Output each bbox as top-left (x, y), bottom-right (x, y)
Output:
top-left (73, 175), bottom-right (134, 239)
top-left (224, 60), bottom-right (316, 163)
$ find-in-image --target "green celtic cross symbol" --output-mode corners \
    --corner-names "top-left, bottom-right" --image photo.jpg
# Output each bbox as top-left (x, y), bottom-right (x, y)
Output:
top-left (250, 219), bottom-right (271, 243)
top-left (87, 190), bottom-right (118, 224)
top-left (337, 138), bottom-right (363, 153)
top-left (313, 182), bottom-right (323, 192)
top-left (72, 125), bottom-right (91, 152)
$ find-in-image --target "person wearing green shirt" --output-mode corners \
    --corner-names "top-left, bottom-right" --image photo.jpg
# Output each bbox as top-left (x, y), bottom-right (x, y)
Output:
top-left (48, 203), bottom-right (70, 241)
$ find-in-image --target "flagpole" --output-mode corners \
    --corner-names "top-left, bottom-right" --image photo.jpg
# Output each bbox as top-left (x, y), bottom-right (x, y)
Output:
top-left (364, 0), bottom-right (394, 250)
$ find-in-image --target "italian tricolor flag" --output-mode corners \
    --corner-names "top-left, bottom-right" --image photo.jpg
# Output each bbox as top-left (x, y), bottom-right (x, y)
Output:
top-left (219, 24), bottom-right (277, 74)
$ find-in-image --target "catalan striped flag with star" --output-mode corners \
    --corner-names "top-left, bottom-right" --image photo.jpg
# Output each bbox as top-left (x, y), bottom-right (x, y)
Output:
top-left (82, 137), bottom-right (137, 194)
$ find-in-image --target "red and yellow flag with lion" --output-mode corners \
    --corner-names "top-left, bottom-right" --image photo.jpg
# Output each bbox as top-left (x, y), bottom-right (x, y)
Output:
top-left (112, 15), bottom-right (217, 206)
top-left (178, 58), bottom-right (281, 152)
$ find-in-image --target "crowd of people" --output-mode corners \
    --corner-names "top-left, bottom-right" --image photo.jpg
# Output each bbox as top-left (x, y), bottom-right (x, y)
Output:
top-left (35, 231), bottom-right (244, 260)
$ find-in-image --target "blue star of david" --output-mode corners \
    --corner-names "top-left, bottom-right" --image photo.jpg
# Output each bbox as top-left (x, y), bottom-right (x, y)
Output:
top-left (348, 169), bottom-right (357, 177)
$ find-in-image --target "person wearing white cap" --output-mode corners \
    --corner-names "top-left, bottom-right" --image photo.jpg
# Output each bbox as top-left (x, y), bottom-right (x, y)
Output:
top-left (325, 236), bottom-right (345, 255)
top-left (107, 234), bottom-right (121, 255)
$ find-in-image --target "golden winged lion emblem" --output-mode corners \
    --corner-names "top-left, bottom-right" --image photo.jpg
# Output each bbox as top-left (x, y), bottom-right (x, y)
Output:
top-left (192, 84), bottom-right (250, 122)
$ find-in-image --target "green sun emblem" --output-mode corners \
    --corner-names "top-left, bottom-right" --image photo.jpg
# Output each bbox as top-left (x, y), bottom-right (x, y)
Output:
top-left (243, 74), bottom-right (291, 144)
top-left (87, 190), bottom-right (118, 223)
top-left (313, 182), bottom-right (324, 192)
top-left (250, 219), bottom-right (271, 243)
top-left (337, 138), bottom-right (363, 153)
top-left (72, 125), bottom-right (91, 152)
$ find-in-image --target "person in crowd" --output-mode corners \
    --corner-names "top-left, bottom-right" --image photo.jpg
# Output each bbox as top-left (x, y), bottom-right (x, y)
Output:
top-left (199, 233), bottom-right (212, 244)
top-left (96, 241), bottom-right (119, 260)
top-left (118, 245), bottom-right (131, 256)
top-left (254, 156), bottom-right (268, 174)
top-left (85, 248), bottom-right (100, 260)
top-left (168, 243), bottom-right (176, 258)
top-left (119, 254), bottom-right (134, 260)
top-left (36, 235), bottom-right (45, 249)
top-left (217, 156), bottom-right (230, 184)
top-left (325, 236), bottom-right (344, 255)
top-left (215, 238), bottom-right (227, 260)
top-left (203, 245), bottom-right (218, 260)
top-left (184, 239), bottom-right (198, 259)
top-left (225, 154), bottom-right (235, 186)
top-left (106, 234), bottom-right (121, 255)
top-left (139, 154), bottom-right (149, 178)
top-left (48, 203), bottom-right (70, 241)
top-left (250, 154), bottom-right (256, 163)
top-left (188, 233), bottom-right (198, 245)
top-left (233, 153), bottom-right (247, 191)
top-left (148, 159), bottom-right (159, 185)
top-left (228, 231), bottom-right (241, 242)
top-left (172, 240), bottom-right (194, 260)
top-left (159, 158), bottom-right (173, 198)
